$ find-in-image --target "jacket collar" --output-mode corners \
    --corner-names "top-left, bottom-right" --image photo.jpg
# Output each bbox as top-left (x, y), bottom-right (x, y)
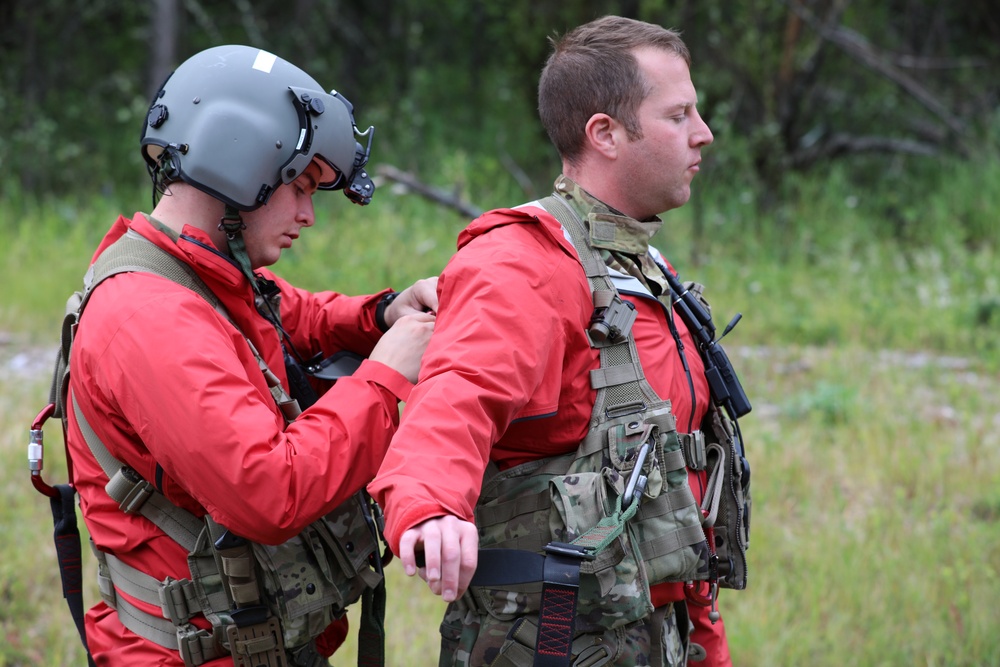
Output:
top-left (552, 175), bottom-right (663, 257)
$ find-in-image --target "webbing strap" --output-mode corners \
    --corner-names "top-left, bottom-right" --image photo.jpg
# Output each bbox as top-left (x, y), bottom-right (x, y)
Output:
top-left (114, 593), bottom-right (184, 649)
top-left (541, 195), bottom-right (661, 421)
top-left (69, 230), bottom-right (384, 664)
top-left (468, 196), bottom-right (670, 667)
top-left (357, 578), bottom-right (387, 667)
top-left (475, 490), bottom-right (551, 527)
top-left (701, 443), bottom-right (727, 528)
top-left (102, 552), bottom-right (166, 607)
top-left (49, 484), bottom-right (97, 667)
top-left (470, 547), bottom-right (590, 667)
top-left (112, 592), bottom-right (225, 666)
top-left (534, 550), bottom-right (585, 667)
top-left (588, 364), bottom-right (641, 389)
top-left (84, 229), bottom-right (221, 310)
top-left (639, 524), bottom-right (709, 561)
top-left (73, 393), bottom-right (203, 551)
top-left (635, 487), bottom-right (700, 521)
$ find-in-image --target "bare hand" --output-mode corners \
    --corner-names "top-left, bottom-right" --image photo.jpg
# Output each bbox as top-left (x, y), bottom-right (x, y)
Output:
top-left (398, 515), bottom-right (479, 602)
top-left (383, 277), bottom-right (439, 327)
top-left (368, 311), bottom-right (435, 383)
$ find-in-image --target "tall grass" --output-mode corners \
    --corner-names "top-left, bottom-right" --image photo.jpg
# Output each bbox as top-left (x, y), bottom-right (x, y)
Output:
top-left (1, 156), bottom-right (998, 665)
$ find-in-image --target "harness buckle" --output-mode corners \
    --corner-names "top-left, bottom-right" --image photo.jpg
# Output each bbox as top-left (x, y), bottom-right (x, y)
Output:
top-left (544, 542), bottom-right (596, 562)
top-left (159, 576), bottom-right (198, 625)
top-left (225, 610), bottom-right (285, 667)
top-left (681, 430), bottom-right (707, 471)
top-left (177, 623), bottom-right (219, 667)
top-left (573, 643), bottom-right (614, 667)
top-left (114, 467), bottom-right (156, 514)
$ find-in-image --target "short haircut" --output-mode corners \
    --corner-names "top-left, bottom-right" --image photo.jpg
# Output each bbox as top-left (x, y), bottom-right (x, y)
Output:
top-left (538, 15), bottom-right (690, 165)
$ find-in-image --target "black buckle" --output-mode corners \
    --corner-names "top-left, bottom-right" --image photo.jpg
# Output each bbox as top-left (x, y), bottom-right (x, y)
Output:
top-left (544, 542), bottom-right (595, 561)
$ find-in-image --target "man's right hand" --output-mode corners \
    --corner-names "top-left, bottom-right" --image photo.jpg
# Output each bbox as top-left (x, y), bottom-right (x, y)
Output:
top-left (368, 311), bottom-right (435, 383)
top-left (398, 515), bottom-right (479, 602)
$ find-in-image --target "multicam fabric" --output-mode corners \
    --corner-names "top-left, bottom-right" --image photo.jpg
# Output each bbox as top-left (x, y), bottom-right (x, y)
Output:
top-left (439, 599), bottom-right (687, 666)
top-left (556, 177), bottom-right (751, 593)
top-left (254, 496), bottom-right (381, 650)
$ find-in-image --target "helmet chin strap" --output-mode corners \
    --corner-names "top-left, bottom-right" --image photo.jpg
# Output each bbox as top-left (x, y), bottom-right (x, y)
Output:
top-left (218, 204), bottom-right (259, 293)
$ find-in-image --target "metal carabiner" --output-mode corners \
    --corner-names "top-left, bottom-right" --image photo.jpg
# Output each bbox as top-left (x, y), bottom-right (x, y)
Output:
top-left (685, 507), bottom-right (721, 622)
top-left (29, 403), bottom-right (59, 498)
top-left (684, 580), bottom-right (721, 623)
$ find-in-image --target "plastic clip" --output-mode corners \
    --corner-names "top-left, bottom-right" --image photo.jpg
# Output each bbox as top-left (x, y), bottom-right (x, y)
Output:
top-left (588, 295), bottom-right (637, 345)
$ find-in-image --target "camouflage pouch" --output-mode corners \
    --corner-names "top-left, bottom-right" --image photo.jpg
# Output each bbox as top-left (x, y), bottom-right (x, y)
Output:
top-left (253, 494), bottom-right (382, 649)
top-left (701, 407), bottom-right (750, 590)
top-left (548, 467), bottom-right (652, 631)
top-left (473, 404), bottom-right (707, 633)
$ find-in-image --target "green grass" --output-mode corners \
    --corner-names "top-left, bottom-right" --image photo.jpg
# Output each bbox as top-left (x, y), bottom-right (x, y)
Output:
top-left (2, 177), bottom-right (999, 665)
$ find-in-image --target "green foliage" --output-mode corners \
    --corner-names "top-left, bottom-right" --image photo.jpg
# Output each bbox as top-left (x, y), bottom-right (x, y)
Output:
top-left (2, 0), bottom-right (997, 235)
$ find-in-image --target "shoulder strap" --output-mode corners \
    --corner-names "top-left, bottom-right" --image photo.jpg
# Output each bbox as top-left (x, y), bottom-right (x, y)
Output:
top-left (539, 195), bottom-right (664, 424)
top-left (50, 230), bottom-right (221, 421)
top-left (64, 230), bottom-right (304, 545)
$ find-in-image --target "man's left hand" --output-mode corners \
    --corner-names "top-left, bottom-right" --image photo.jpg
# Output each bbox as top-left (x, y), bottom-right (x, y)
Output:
top-left (384, 276), bottom-right (439, 327)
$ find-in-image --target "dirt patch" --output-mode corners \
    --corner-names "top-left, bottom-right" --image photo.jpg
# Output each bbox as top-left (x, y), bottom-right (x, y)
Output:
top-left (0, 333), bottom-right (57, 381)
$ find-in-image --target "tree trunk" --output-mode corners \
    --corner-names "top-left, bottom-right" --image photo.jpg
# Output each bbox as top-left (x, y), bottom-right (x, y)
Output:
top-left (148, 0), bottom-right (178, 100)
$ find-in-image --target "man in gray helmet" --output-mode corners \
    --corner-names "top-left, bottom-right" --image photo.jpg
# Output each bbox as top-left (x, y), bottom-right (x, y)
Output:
top-left (62, 45), bottom-right (436, 666)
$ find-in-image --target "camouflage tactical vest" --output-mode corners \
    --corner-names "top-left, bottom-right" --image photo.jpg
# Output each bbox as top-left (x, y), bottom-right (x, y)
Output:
top-left (52, 229), bottom-right (384, 666)
top-left (469, 194), bottom-right (749, 634)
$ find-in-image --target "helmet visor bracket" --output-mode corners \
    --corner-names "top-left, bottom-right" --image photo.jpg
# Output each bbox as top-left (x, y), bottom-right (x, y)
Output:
top-left (281, 87), bottom-right (375, 205)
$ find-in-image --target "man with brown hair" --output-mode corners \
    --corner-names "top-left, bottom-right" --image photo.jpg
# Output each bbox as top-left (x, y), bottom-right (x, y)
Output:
top-left (371, 15), bottom-right (745, 666)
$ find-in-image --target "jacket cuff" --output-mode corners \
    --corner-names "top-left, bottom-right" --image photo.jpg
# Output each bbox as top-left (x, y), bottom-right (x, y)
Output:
top-left (355, 358), bottom-right (412, 402)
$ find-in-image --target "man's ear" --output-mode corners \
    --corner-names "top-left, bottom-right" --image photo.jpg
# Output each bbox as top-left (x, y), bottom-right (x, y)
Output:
top-left (583, 113), bottom-right (621, 159)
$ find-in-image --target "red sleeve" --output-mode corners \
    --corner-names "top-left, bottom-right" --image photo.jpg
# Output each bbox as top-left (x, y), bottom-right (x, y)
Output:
top-left (369, 224), bottom-right (572, 553)
top-left (76, 275), bottom-right (411, 546)
top-left (263, 269), bottom-right (390, 359)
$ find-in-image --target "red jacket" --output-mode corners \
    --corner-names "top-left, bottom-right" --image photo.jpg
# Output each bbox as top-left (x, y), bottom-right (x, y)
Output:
top-left (69, 213), bottom-right (411, 665)
top-left (370, 198), bottom-right (731, 665)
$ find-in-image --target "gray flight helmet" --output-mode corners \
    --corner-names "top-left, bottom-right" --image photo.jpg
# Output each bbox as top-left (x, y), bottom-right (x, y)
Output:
top-left (141, 45), bottom-right (375, 210)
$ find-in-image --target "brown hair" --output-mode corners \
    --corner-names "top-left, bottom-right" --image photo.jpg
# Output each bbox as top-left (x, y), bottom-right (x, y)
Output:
top-left (538, 15), bottom-right (690, 165)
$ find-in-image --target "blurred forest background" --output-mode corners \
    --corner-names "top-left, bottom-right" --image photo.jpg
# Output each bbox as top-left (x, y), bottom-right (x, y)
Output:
top-left (2, 1), bottom-right (1000, 665)
top-left (3, 0), bottom-right (998, 243)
